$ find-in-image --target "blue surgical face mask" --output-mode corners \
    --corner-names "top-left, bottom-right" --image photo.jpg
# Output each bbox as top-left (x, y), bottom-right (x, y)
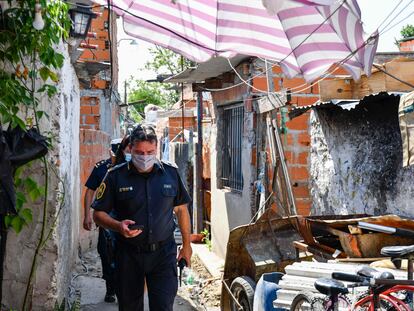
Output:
top-left (124, 153), bottom-right (132, 162)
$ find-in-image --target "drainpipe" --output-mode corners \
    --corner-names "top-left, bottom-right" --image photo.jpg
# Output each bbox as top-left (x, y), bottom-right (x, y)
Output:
top-left (193, 90), bottom-right (204, 233)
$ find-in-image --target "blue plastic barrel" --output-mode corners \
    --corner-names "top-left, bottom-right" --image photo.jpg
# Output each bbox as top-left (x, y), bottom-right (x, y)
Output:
top-left (253, 272), bottom-right (285, 311)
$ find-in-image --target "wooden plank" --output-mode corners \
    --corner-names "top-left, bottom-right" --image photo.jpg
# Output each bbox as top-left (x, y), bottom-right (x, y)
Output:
top-left (256, 93), bottom-right (286, 113)
top-left (319, 78), bottom-right (353, 101)
top-left (385, 61), bottom-right (414, 91)
top-left (357, 71), bottom-right (386, 98)
top-left (348, 225), bottom-right (363, 235)
top-left (335, 257), bottom-right (387, 262)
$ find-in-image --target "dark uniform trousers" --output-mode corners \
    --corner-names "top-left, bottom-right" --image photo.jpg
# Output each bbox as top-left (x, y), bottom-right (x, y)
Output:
top-left (97, 227), bottom-right (116, 290)
top-left (115, 238), bottom-right (178, 311)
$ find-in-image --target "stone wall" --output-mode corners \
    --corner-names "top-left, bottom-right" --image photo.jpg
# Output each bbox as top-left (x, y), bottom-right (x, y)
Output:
top-left (2, 43), bottom-right (80, 310)
top-left (309, 95), bottom-right (414, 216)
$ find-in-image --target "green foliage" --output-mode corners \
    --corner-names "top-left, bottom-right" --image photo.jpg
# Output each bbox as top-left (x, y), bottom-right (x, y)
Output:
top-left (0, 0), bottom-right (70, 128)
top-left (4, 164), bottom-right (45, 233)
top-left (127, 46), bottom-right (193, 123)
top-left (0, 0), bottom-right (70, 234)
top-left (145, 45), bottom-right (193, 75)
top-left (53, 298), bottom-right (80, 311)
top-left (201, 228), bottom-right (212, 251)
top-left (401, 24), bottom-right (414, 39)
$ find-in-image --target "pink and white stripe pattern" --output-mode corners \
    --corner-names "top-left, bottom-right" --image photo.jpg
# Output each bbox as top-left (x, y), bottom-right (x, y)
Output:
top-left (105, 0), bottom-right (378, 81)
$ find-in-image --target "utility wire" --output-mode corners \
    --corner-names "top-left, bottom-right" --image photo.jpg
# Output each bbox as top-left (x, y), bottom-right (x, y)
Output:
top-left (378, 0), bottom-right (414, 35)
top-left (373, 64), bottom-right (414, 88)
top-left (376, 0), bottom-right (404, 33)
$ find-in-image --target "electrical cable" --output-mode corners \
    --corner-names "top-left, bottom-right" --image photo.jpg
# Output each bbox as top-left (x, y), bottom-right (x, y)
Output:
top-left (376, 0), bottom-right (404, 33)
top-left (378, 0), bottom-right (414, 35)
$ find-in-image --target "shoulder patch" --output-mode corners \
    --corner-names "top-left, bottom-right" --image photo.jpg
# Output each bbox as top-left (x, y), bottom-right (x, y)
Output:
top-left (96, 182), bottom-right (106, 200)
top-left (161, 160), bottom-right (178, 169)
top-left (108, 161), bottom-right (127, 172)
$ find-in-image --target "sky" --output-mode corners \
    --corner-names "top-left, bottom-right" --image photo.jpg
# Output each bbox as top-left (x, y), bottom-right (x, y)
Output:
top-left (116, 0), bottom-right (414, 93)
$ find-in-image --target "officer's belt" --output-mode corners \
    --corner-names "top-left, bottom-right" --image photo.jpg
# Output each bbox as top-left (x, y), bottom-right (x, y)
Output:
top-left (120, 236), bottom-right (174, 253)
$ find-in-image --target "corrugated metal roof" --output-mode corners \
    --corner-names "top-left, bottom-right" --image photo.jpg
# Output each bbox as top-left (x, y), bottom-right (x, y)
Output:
top-left (165, 55), bottom-right (249, 84)
top-left (288, 91), bottom-right (406, 119)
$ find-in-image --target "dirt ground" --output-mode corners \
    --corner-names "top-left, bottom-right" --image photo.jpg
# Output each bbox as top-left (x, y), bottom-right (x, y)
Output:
top-left (179, 255), bottom-right (222, 310)
top-left (71, 251), bottom-right (221, 311)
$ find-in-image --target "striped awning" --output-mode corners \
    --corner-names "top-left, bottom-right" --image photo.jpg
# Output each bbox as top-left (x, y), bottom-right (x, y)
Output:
top-left (105, 0), bottom-right (378, 82)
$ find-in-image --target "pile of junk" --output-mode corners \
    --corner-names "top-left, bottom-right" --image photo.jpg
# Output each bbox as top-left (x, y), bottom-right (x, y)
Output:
top-left (220, 210), bottom-right (414, 311)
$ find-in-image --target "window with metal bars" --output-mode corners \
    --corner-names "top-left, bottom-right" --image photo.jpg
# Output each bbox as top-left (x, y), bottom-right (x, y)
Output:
top-left (220, 105), bottom-right (244, 191)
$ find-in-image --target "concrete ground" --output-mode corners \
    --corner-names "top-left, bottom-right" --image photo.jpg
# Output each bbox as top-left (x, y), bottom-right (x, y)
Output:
top-left (71, 250), bottom-right (198, 311)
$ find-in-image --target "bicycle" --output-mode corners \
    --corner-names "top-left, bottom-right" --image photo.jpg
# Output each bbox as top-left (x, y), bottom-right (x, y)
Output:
top-left (331, 244), bottom-right (414, 310)
top-left (290, 278), bottom-right (352, 311)
top-left (291, 244), bottom-right (414, 310)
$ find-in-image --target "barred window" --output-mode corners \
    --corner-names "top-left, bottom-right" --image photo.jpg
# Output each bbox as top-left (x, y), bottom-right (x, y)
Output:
top-left (220, 105), bottom-right (244, 191)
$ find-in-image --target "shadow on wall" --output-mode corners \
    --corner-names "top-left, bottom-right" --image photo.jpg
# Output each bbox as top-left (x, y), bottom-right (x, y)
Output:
top-left (310, 96), bottom-right (414, 217)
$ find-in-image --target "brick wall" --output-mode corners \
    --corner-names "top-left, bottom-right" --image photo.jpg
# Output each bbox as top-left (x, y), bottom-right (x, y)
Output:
top-left (77, 6), bottom-right (119, 251)
top-left (78, 129), bottom-right (110, 251)
top-left (168, 116), bottom-right (196, 141)
top-left (80, 95), bottom-right (101, 130)
top-left (399, 39), bottom-right (414, 52)
top-left (251, 64), bottom-right (349, 216)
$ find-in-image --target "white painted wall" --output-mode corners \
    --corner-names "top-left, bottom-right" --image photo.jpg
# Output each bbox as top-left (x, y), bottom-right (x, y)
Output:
top-left (2, 43), bottom-right (80, 310)
top-left (210, 109), bottom-right (255, 259)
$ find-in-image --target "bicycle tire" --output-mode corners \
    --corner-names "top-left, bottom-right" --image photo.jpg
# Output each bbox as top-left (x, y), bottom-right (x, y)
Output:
top-left (353, 291), bottom-right (407, 311)
top-left (290, 291), bottom-right (323, 311)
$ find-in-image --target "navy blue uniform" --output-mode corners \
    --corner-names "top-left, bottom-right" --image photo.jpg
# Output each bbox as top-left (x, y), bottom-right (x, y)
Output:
top-left (85, 158), bottom-right (116, 296)
top-left (85, 159), bottom-right (112, 191)
top-left (92, 160), bottom-right (191, 311)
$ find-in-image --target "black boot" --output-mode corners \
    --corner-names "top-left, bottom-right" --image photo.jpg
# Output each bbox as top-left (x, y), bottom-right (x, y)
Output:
top-left (104, 282), bottom-right (116, 303)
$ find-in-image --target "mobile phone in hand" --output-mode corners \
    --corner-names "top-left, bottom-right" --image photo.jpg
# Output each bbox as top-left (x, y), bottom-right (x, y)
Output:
top-left (128, 224), bottom-right (144, 231)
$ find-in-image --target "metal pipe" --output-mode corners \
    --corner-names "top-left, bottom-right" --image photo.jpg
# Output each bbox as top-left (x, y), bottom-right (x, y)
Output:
top-left (221, 279), bottom-right (244, 311)
top-left (193, 90), bottom-right (203, 233)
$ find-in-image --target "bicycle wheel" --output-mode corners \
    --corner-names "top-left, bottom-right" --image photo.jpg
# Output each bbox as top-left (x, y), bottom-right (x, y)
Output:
top-left (353, 291), bottom-right (407, 311)
top-left (290, 292), bottom-right (320, 311)
top-left (382, 285), bottom-right (414, 311)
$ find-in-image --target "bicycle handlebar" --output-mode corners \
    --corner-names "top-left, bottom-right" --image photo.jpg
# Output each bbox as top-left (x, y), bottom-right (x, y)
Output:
top-left (332, 271), bottom-right (414, 287)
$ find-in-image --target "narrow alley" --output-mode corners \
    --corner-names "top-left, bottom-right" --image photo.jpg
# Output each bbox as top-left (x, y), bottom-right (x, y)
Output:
top-left (70, 244), bottom-right (222, 311)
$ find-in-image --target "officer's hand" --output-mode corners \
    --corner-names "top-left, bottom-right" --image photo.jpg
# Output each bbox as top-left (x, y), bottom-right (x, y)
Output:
top-left (119, 220), bottom-right (143, 238)
top-left (83, 214), bottom-right (93, 231)
top-left (177, 244), bottom-right (192, 268)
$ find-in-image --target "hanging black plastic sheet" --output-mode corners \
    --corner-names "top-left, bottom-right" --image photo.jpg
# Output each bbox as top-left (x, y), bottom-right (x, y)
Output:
top-left (0, 125), bottom-right (48, 304)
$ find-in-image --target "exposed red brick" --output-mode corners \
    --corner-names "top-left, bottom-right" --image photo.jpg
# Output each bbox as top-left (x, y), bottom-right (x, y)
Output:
top-left (295, 199), bottom-right (312, 216)
top-left (80, 105), bottom-right (91, 115)
top-left (286, 113), bottom-right (309, 131)
top-left (91, 105), bottom-right (100, 115)
top-left (295, 96), bottom-right (319, 106)
top-left (85, 115), bottom-right (99, 125)
top-left (293, 184), bottom-right (310, 198)
top-left (297, 152), bottom-right (308, 165)
top-left (298, 132), bottom-right (311, 147)
top-left (289, 166), bottom-right (309, 181)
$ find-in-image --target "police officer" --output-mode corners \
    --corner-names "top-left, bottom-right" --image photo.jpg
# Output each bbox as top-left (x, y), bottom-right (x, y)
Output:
top-left (83, 138), bottom-right (123, 303)
top-left (92, 124), bottom-right (192, 311)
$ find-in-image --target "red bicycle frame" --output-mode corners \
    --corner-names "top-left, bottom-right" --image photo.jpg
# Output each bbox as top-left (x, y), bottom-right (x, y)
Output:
top-left (353, 285), bottom-right (414, 310)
